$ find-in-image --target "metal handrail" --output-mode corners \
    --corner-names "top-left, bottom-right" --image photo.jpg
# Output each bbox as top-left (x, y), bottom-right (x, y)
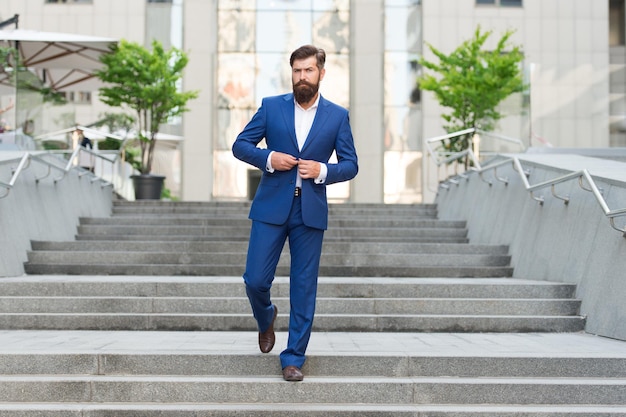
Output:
top-left (427, 128), bottom-right (625, 236)
top-left (0, 153), bottom-right (30, 198)
top-left (442, 155), bottom-right (626, 236)
top-left (425, 127), bottom-right (481, 168)
top-left (0, 150), bottom-right (114, 199)
top-left (425, 127), bottom-right (525, 170)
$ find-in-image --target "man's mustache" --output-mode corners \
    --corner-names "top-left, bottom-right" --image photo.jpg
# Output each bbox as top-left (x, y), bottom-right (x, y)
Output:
top-left (295, 80), bottom-right (316, 89)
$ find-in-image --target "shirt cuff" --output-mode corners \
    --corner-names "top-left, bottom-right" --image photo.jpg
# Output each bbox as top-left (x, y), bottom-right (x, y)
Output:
top-left (314, 163), bottom-right (327, 184)
top-left (266, 151), bottom-right (275, 173)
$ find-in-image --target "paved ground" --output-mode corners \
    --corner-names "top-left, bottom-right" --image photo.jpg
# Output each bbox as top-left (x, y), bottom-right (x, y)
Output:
top-left (1, 329), bottom-right (625, 358)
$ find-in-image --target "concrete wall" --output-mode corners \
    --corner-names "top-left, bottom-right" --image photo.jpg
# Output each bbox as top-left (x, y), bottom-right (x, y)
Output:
top-left (435, 153), bottom-right (626, 341)
top-left (0, 152), bottom-right (113, 277)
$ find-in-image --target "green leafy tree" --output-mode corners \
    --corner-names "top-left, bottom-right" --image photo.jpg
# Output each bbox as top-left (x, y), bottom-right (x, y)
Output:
top-left (418, 27), bottom-right (525, 164)
top-left (96, 39), bottom-right (199, 175)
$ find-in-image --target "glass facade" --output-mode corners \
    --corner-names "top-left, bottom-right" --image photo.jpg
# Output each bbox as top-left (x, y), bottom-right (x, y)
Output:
top-left (383, 0), bottom-right (422, 203)
top-left (215, 0), bottom-right (350, 199)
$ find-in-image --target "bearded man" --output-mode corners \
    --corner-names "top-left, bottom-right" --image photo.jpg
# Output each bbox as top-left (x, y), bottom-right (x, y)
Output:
top-left (232, 44), bottom-right (359, 382)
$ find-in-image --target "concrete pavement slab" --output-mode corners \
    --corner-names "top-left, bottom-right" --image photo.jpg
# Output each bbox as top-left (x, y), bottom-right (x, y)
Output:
top-left (0, 330), bottom-right (624, 358)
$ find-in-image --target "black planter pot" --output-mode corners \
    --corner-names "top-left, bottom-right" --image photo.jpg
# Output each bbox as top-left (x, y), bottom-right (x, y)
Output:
top-left (131, 174), bottom-right (165, 200)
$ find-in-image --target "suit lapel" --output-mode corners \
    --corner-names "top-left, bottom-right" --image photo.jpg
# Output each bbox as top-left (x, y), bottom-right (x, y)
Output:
top-left (280, 94), bottom-right (298, 150)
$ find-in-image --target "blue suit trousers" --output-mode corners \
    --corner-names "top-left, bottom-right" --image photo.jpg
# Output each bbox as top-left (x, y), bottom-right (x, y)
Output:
top-left (243, 196), bottom-right (324, 369)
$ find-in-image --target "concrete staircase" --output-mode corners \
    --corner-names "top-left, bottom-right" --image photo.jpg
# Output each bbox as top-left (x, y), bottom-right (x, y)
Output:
top-left (25, 201), bottom-right (514, 278)
top-left (4, 201), bottom-right (624, 415)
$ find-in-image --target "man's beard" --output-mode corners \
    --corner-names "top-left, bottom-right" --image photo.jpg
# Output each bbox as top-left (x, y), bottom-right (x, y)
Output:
top-left (293, 80), bottom-right (320, 104)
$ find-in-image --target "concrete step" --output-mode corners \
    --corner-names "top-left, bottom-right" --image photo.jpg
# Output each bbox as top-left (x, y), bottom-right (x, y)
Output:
top-left (0, 277), bottom-right (576, 299)
top-left (73, 234), bottom-right (471, 243)
top-left (75, 224), bottom-right (470, 239)
top-left (0, 329), bottom-right (622, 415)
top-left (0, 312), bottom-right (585, 332)
top-left (0, 374), bottom-right (623, 405)
top-left (0, 403), bottom-right (623, 417)
top-left (31, 240), bottom-right (510, 255)
top-left (24, 200), bottom-right (515, 273)
top-left (25, 251), bottom-right (512, 268)
top-left (81, 216), bottom-right (466, 229)
top-left (23, 263), bottom-right (513, 277)
top-left (3, 350), bottom-right (623, 378)
top-left (111, 201), bottom-right (440, 217)
top-left (0, 277), bottom-right (583, 331)
top-left (0, 297), bottom-right (580, 316)
top-left (0, 403), bottom-right (626, 417)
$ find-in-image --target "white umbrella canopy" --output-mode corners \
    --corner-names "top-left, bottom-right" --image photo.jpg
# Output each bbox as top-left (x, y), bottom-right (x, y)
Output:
top-left (0, 29), bottom-right (116, 91)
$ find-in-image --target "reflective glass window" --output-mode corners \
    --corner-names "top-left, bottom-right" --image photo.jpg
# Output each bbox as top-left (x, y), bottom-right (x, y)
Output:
top-left (218, 10), bottom-right (256, 52)
top-left (256, 10), bottom-right (312, 52)
top-left (384, 0), bottom-right (422, 203)
top-left (257, 0), bottom-right (311, 11)
top-left (219, 0), bottom-right (256, 10)
top-left (314, 0), bottom-right (350, 11)
top-left (216, 0), bottom-right (350, 199)
top-left (313, 9), bottom-right (350, 53)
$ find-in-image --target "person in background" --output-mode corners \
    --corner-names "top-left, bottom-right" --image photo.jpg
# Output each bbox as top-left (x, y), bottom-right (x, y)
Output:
top-left (76, 127), bottom-right (94, 172)
top-left (77, 128), bottom-right (93, 149)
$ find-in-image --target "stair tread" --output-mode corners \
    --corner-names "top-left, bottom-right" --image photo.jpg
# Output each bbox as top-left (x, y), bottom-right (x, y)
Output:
top-left (0, 331), bottom-right (619, 356)
top-left (0, 403), bottom-right (625, 412)
top-left (0, 313), bottom-right (583, 318)
top-left (1, 375), bottom-right (625, 383)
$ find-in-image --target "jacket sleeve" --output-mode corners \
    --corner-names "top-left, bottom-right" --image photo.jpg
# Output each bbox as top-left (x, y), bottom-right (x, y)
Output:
top-left (325, 110), bottom-right (358, 185)
top-left (232, 99), bottom-right (272, 171)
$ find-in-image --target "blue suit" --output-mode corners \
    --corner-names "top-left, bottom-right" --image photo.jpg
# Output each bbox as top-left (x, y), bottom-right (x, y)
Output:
top-left (232, 93), bottom-right (358, 369)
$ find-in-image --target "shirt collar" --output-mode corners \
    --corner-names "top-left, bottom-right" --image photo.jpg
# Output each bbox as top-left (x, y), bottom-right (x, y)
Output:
top-left (294, 93), bottom-right (320, 111)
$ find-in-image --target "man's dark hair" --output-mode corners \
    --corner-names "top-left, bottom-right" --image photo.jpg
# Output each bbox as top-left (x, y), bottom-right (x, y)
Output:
top-left (290, 45), bottom-right (326, 70)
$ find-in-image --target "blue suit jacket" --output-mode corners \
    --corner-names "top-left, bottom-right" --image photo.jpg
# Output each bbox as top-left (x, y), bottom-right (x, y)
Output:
top-left (232, 93), bottom-right (358, 230)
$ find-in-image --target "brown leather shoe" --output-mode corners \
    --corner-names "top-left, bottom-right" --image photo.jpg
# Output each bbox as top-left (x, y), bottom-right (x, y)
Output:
top-left (258, 305), bottom-right (277, 353)
top-left (282, 365), bottom-right (304, 382)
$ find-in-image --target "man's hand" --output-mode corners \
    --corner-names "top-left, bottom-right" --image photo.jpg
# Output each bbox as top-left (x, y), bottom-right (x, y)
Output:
top-left (271, 152), bottom-right (299, 171)
top-left (298, 159), bottom-right (321, 179)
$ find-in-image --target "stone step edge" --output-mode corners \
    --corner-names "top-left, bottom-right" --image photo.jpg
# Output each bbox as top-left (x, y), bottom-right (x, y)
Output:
top-left (1, 352), bottom-right (624, 363)
top-left (0, 296), bottom-right (579, 301)
top-left (0, 403), bottom-right (624, 417)
top-left (2, 375), bottom-right (625, 384)
top-left (0, 313), bottom-right (585, 318)
top-left (0, 376), bottom-right (621, 405)
top-left (0, 353), bottom-right (622, 378)
top-left (0, 276), bottom-right (573, 286)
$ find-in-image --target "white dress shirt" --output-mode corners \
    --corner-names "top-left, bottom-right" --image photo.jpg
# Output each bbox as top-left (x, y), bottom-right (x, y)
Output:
top-left (266, 95), bottom-right (327, 186)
